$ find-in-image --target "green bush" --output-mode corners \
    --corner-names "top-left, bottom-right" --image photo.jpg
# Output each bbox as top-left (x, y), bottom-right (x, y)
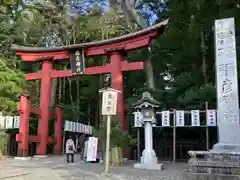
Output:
top-left (0, 131), bottom-right (7, 154)
top-left (93, 115), bottom-right (132, 148)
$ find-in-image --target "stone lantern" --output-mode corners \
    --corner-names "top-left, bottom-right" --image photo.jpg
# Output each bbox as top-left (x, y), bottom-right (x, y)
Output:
top-left (133, 92), bottom-right (163, 170)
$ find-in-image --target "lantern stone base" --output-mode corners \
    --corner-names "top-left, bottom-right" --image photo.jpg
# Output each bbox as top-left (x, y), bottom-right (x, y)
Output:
top-left (14, 157), bottom-right (32, 160)
top-left (134, 149), bottom-right (163, 170)
top-left (33, 155), bottom-right (48, 158)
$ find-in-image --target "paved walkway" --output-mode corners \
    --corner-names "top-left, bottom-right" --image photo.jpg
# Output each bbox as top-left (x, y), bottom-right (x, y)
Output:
top-left (0, 156), bottom-right (187, 180)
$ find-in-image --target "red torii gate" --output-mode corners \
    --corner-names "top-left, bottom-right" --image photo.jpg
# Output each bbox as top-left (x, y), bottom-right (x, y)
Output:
top-left (12, 20), bottom-right (168, 156)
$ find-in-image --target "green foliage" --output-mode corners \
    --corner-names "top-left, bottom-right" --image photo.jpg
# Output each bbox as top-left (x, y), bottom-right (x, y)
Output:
top-left (0, 0), bottom-right (239, 124)
top-left (0, 131), bottom-right (7, 153)
top-left (0, 0), bottom-right (127, 118)
top-left (0, 57), bottom-right (27, 114)
top-left (93, 116), bottom-right (132, 148)
top-left (125, 0), bottom-right (239, 110)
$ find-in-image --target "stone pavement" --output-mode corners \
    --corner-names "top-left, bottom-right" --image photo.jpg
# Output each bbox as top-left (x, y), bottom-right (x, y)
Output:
top-left (0, 156), bottom-right (187, 180)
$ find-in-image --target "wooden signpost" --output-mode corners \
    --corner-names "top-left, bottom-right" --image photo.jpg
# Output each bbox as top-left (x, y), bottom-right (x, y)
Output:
top-left (99, 88), bottom-right (121, 173)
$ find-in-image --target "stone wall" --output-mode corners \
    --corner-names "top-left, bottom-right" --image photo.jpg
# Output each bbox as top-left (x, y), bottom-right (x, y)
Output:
top-left (187, 151), bottom-right (240, 180)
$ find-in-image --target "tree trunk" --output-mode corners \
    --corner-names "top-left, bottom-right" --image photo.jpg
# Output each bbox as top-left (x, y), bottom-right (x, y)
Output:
top-left (200, 30), bottom-right (207, 85)
top-left (50, 78), bottom-right (57, 107)
top-left (110, 146), bottom-right (123, 166)
top-left (58, 77), bottom-right (62, 104)
top-left (144, 56), bottom-right (155, 89)
top-left (121, 0), bottom-right (156, 90)
top-left (76, 79), bottom-right (80, 122)
top-left (68, 77), bottom-right (77, 117)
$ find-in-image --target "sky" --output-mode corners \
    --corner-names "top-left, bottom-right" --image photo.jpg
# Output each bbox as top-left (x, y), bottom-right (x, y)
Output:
top-left (67, 0), bottom-right (158, 25)
top-left (67, 0), bottom-right (107, 15)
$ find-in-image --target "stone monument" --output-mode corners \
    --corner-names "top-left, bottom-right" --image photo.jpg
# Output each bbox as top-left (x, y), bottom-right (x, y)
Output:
top-left (133, 92), bottom-right (163, 170)
top-left (212, 17), bottom-right (240, 152)
top-left (187, 17), bottom-right (240, 180)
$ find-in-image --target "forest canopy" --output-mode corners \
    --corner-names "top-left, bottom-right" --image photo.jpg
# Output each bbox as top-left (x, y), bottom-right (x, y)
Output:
top-left (0, 0), bottom-right (239, 123)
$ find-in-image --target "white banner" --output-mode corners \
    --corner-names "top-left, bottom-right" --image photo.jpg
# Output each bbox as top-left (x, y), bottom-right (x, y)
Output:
top-left (87, 137), bottom-right (98, 162)
top-left (64, 120), bottom-right (68, 131)
top-left (86, 125), bottom-right (90, 134)
top-left (82, 124), bottom-right (85, 133)
top-left (152, 121), bottom-right (156, 127)
top-left (14, 116), bottom-right (20, 128)
top-left (101, 91), bottom-right (118, 115)
top-left (80, 123), bottom-right (84, 133)
top-left (89, 126), bottom-right (92, 135)
top-left (69, 121), bottom-right (73, 132)
top-left (207, 109), bottom-right (217, 126)
top-left (161, 111), bottom-right (170, 127)
top-left (65, 120), bottom-right (71, 131)
top-left (79, 123), bottom-right (82, 133)
top-left (76, 123), bottom-right (80, 132)
top-left (215, 18), bottom-right (239, 124)
top-left (133, 111), bottom-right (142, 127)
top-left (72, 122), bottom-right (75, 132)
top-left (191, 110), bottom-right (200, 126)
top-left (83, 124), bottom-right (86, 134)
top-left (176, 110), bottom-right (185, 127)
top-left (74, 122), bottom-right (78, 132)
top-left (85, 125), bottom-right (89, 134)
top-left (5, 116), bottom-right (14, 129)
top-left (75, 122), bottom-right (78, 132)
top-left (0, 116), bottom-right (5, 129)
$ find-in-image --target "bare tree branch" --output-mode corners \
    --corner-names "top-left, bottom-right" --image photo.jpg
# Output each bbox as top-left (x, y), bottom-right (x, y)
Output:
top-left (120, 0), bottom-right (147, 29)
top-left (120, 0), bottom-right (156, 90)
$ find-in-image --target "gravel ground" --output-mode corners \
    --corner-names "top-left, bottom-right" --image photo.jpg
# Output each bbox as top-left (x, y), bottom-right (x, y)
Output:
top-left (0, 156), bottom-right (187, 180)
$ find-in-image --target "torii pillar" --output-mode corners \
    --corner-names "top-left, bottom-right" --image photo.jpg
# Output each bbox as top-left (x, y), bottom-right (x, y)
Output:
top-left (109, 51), bottom-right (124, 128)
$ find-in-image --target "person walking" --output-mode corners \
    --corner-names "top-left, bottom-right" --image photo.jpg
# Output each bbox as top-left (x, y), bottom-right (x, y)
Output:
top-left (66, 136), bottom-right (76, 163)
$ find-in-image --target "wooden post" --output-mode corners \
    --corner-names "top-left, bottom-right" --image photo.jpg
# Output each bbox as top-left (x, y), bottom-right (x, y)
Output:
top-left (105, 115), bottom-right (111, 173)
top-left (62, 134), bottom-right (65, 154)
top-left (173, 109), bottom-right (176, 164)
top-left (205, 102), bottom-right (209, 151)
top-left (137, 128), bottom-right (140, 161)
top-left (99, 87), bottom-right (120, 173)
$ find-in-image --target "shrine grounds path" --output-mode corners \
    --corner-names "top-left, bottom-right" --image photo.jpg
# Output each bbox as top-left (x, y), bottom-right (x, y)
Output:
top-left (0, 156), bottom-right (187, 180)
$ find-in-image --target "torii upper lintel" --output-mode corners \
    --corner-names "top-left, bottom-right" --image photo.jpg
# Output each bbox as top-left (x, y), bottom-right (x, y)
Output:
top-left (11, 19), bottom-right (168, 61)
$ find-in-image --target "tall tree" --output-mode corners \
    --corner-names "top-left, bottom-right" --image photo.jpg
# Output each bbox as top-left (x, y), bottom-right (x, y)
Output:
top-left (121, 0), bottom-right (162, 90)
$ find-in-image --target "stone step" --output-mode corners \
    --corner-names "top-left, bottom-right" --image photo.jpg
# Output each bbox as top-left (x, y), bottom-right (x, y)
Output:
top-left (189, 160), bottom-right (240, 168)
top-left (186, 172), bottom-right (240, 180)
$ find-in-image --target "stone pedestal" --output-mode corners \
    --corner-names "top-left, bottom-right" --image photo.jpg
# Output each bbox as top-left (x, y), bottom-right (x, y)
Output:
top-left (134, 122), bottom-right (163, 170)
top-left (14, 156), bottom-right (32, 160)
top-left (211, 124), bottom-right (240, 153)
top-left (33, 155), bottom-right (48, 159)
top-left (187, 151), bottom-right (240, 180)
